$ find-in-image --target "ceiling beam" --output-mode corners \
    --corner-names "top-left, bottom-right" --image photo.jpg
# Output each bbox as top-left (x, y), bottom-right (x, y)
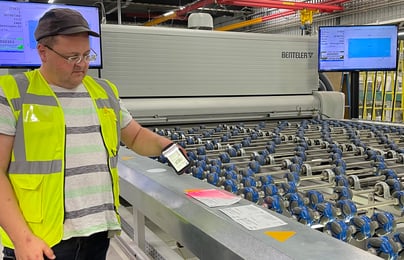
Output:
top-left (219, 0), bottom-right (344, 12)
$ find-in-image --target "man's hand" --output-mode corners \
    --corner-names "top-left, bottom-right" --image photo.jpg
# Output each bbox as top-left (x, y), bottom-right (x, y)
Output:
top-left (14, 234), bottom-right (55, 260)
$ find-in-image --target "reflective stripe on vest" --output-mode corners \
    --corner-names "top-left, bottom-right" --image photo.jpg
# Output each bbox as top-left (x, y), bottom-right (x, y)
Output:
top-left (93, 78), bottom-right (120, 167)
top-left (10, 73), bottom-right (62, 174)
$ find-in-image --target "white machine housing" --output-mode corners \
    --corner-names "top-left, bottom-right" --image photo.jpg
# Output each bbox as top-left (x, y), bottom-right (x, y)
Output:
top-left (96, 24), bottom-right (344, 123)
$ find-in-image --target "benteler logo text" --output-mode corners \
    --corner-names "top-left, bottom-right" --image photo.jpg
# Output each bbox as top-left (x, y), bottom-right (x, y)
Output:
top-left (281, 51), bottom-right (314, 59)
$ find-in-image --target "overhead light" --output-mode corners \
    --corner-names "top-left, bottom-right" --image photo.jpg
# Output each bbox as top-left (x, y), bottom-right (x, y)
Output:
top-left (48, 0), bottom-right (54, 3)
top-left (163, 11), bottom-right (174, 17)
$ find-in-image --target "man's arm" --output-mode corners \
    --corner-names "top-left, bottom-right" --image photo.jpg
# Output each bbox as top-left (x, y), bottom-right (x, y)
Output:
top-left (0, 134), bottom-right (55, 260)
top-left (120, 119), bottom-right (174, 157)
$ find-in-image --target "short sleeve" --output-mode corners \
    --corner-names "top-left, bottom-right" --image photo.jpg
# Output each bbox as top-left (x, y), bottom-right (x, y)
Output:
top-left (0, 87), bottom-right (16, 136)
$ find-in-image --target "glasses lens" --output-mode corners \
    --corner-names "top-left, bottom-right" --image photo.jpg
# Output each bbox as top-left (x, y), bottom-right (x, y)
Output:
top-left (67, 56), bottom-right (81, 64)
top-left (88, 54), bottom-right (97, 62)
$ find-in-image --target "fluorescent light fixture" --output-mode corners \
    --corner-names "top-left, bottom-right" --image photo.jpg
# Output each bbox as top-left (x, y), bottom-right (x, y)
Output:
top-left (163, 11), bottom-right (174, 17)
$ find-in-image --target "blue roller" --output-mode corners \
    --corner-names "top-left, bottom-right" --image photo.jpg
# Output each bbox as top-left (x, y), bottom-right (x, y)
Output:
top-left (336, 199), bottom-right (357, 221)
top-left (209, 165), bottom-right (221, 174)
top-left (191, 166), bottom-right (205, 180)
top-left (207, 172), bottom-right (220, 186)
top-left (285, 192), bottom-right (305, 211)
top-left (240, 167), bottom-right (255, 177)
top-left (386, 179), bottom-right (404, 194)
top-left (205, 142), bottom-right (215, 150)
top-left (209, 159), bottom-right (222, 167)
top-left (186, 151), bottom-right (197, 161)
top-left (221, 134), bottom-right (229, 142)
top-left (241, 176), bottom-right (257, 187)
top-left (314, 202), bottom-right (337, 225)
top-left (255, 155), bottom-right (267, 166)
top-left (223, 179), bottom-right (238, 193)
top-left (350, 215), bottom-right (373, 241)
top-left (177, 140), bottom-right (187, 148)
top-left (272, 135), bottom-right (282, 145)
top-left (157, 154), bottom-right (168, 163)
top-left (227, 147), bottom-right (238, 157)
top-left (262, 183), bottom-right (278, 196)
top-left (196, 146), bottom-right (206, 155)
top-left (250, 132), bottom-right (258, 140)
top-left (280, 182), bottom-right (297, 194)
top-left (284, 171), bottom-right (300, 185)
top-left (289, 163), bottom-right (301, 173)
top-left (224, 170), bottom-right (238, 180)
top-left (334, 186), bottom-right (353, 200)
top-left (290, 156), bottom-right (304, 165)
top-left (333, 159), bottom-right (347, 170)
top-left (265, 144), bottom-right (276, 154)
top-left (259, 175), bottom-right (274, 185)
top-left (248, 161), bottom-right (261, 173)
top-left (241, 139), bottom-right (250, 147)
top-left (219, 152), bottom-right (231, 163)
top-left (196, 160), bottom-right (208, 170)
top-left (306, 190), bottom-right (324, 208)
top-left (291, 206), bottom-right (315, 226)
top-left (264, 195), bottom-right (285, 214)
top-left (367, 236), bottom-right (399, 260)
top-left (242, 187), bottom-right (260, 202)
top-left (324, 220), bottom-right (350, 242)
top-left (224, 164), bottom-right (237, 171)
top-left (372, 212), bottom-right (396, 236)
top-left (382, 169), bottom-right (399, 180)
top-left (335, 175), bottom-right (350, 187)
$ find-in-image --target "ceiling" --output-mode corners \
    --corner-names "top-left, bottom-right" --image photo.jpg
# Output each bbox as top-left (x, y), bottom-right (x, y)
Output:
top-left (28, 0), bottom-right (250, 27)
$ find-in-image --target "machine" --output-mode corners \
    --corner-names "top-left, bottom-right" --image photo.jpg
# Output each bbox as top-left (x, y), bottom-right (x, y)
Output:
top-left (95, 25), bottom-right (404, 259)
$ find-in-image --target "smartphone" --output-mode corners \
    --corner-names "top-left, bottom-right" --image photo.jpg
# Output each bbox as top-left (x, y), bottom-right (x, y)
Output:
top-left (162, 143), bottom-right (190, 175)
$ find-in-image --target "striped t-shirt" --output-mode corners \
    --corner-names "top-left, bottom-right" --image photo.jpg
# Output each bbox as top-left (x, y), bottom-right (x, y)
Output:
top-left (0, 82), bottom-right (132, 240)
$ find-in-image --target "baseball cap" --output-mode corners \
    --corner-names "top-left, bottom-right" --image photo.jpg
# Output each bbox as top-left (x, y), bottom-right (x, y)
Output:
top-left (34, 8), bottom-right (100, 41)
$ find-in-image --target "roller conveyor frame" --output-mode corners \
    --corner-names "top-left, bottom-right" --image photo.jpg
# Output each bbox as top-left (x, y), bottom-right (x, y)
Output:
top-left (118, 148), bottom-right (381, 260)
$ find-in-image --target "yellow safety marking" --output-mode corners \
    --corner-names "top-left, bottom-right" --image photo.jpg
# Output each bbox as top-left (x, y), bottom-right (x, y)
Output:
top-left (121, 156), bottom-right (134, 160)
top-left (282, 1), bottom-right (295, 6)
top-left (265, 231), bottom-right (296, 242)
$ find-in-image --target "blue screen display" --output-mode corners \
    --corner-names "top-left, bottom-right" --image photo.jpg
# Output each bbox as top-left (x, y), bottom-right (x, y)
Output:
top-left (318, 25), bottom-right (398, 72)
top-left (0, 2), bottom-right (102, 68)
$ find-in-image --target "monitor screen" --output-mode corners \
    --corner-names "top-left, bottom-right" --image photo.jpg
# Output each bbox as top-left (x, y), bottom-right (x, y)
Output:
top-left (0, 2), bottom-right (102, 68)
top-left (318, 25), bottom-right (398, 72)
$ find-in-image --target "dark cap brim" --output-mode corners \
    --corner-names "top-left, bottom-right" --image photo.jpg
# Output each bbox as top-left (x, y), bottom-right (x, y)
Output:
top-left (36, 26), bottom-right (100, 41)
top-left (54, 26), bottom-right (100, 38)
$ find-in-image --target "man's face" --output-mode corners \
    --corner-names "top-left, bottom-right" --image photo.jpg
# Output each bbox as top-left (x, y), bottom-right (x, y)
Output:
top-left (39, 33), bottom-right (92, 89)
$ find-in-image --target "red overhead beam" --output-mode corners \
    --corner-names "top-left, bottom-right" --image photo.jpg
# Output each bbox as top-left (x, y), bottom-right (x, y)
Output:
top-left (218, 0), bottom-right (344, 12)
top-left (144, 0), bottom-right (348, 26)
top-left (215, 0), bottom-right (350, 31)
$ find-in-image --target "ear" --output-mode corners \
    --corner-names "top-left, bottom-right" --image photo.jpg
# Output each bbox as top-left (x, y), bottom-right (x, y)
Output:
top-left (37, 44), bottom-right (47, 62)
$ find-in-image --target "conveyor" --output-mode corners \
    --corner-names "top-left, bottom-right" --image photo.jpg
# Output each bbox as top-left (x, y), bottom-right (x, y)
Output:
top-left (94, 25), bottom-right (404, 259)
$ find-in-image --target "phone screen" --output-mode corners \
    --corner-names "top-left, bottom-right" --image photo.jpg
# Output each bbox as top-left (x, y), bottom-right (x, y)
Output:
top-left (162, 143), bottom-right (190, 175)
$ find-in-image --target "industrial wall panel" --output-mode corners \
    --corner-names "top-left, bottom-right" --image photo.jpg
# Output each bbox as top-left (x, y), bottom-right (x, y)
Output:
top-left (99, 24), bottom-right (318, 98)
top-left (251, 1), bottom-right (404, 35)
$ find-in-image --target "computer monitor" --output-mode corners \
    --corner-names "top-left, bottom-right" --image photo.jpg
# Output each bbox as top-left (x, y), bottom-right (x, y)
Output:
top-left (318, 25), bottom-right (398, 72)
top-left (0, 1), bottom-right (102, 68)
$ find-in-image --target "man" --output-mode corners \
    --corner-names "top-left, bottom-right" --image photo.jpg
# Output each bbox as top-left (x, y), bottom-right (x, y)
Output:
top-left (0, 8), bottom-right (179, 260)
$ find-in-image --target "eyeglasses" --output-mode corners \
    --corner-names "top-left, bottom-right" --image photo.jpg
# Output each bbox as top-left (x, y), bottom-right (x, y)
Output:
top-left (44, 45), bottom-right (97, 64)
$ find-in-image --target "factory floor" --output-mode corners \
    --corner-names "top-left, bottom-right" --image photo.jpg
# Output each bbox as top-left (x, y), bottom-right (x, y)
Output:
top-left (0, 229), bottom-right (197, 260)
top-left (0, 238), bottom-right (131, 260)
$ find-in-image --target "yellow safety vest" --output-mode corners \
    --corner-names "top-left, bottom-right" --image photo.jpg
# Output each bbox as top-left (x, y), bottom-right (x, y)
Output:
top-left (0, 69), bottom-right (121, 248)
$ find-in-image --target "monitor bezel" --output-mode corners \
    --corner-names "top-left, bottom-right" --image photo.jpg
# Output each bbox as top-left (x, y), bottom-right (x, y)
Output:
top-left (0, 2), bottom-right (102, 69)
top-left (318, 24), bottom-right (398, 72)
